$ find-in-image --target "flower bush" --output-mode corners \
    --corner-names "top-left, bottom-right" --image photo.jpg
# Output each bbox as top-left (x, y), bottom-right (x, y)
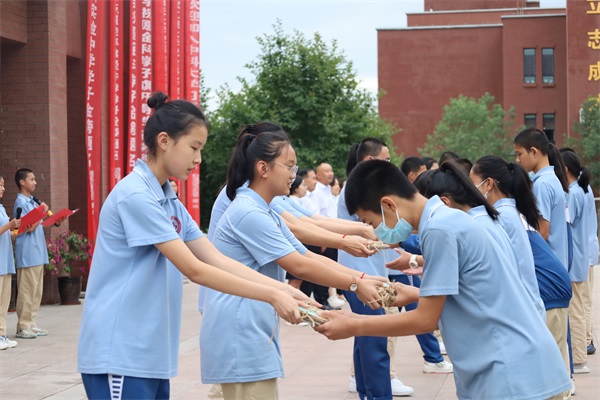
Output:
top-left (46, 231), bottom-right (93, 276)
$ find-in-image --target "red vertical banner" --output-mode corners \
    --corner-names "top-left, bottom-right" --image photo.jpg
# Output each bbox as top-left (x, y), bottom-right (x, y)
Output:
top-left (153, 0), bottom-right (169, 92)
top-left (127, 0), bottom-right (140, 173)
top-left (184, 0), bottom-right (201, 224)
top-left (170, 0), bottom-right (185, 200)
top-left (85, 0), bottom-right (105, 246)
top-left (109, 0), bottom-right (124, 190)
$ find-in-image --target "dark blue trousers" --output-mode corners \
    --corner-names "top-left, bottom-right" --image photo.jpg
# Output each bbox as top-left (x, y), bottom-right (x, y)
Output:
top-left (82, 373), bottom-right (170, 400)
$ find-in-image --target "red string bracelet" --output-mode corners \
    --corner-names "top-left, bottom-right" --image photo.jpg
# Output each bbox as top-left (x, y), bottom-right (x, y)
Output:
top-left (342, 234), bottom-right (347, 238)
top-left (360, 272), bottom-right (365, 279)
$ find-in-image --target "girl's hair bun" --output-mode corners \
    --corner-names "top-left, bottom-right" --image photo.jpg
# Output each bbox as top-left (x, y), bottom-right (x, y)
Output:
top-left (147, 92), bottom-right (169, 110)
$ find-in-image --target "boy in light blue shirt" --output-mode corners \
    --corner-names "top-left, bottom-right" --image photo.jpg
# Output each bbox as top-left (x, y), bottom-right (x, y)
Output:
top-left (316, 160), bottom-right (572, 400)
top-left (514, 129), bottom-right (569, 269)
top-left (13, 168), bottom-right (50, 339)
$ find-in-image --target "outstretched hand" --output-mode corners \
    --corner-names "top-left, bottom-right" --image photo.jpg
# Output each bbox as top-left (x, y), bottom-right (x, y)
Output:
top-left (385, 248), bottom-right (412, 271)
top-left (313, 309), bottom-right (359, 340)
top-left (342, 235), bottom-right (375, 258)
top-left (355, 278), bottom-right (384, 310)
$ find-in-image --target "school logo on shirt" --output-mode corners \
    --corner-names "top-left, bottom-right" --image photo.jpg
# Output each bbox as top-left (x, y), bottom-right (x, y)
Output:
top-left (171, 216), bottom-right (182, 234)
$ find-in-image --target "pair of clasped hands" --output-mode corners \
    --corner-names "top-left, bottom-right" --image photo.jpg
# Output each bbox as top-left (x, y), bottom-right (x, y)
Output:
top-left (277, 247), bottom-right (421, 341)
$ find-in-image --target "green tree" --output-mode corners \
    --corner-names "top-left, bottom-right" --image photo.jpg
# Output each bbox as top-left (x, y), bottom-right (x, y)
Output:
top-left (200, 22), bottom-right (399, 229)
top-left (420, 93), bottom-right (517, 162)
top-left (570, 96), bottom-right (600, 190)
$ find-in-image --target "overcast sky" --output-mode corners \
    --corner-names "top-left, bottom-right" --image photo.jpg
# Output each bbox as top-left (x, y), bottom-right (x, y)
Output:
top-left (200, 0), bottom-right (566, 109)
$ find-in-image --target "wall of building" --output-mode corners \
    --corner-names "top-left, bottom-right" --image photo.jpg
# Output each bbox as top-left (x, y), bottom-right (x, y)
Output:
top-left (0, 0), bottom-right (27, 44)
top-left (408, 8), bottom-right (563, 27)
top-left (502, 14), bottom-right (567, 142)
top-left (378, 25), bottom-right (503, 157)
top-left (424, 0), bottom-right (539, 12)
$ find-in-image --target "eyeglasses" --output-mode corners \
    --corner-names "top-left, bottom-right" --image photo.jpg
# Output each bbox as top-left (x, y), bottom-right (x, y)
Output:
top-left (272, 162), bottom-right (299, 177)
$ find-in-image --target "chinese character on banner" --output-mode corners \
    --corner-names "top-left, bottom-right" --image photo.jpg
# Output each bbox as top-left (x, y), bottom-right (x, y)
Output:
top-left (589, 62), bottom-right (600, 81)
top-left (589, 29), bottom-right (600, 49)
top-left (588, 1), bottom-right (600, 14)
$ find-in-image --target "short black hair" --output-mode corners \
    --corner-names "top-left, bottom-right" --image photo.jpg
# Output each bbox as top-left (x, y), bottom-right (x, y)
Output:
top-left (439, 151), bottom-right (459, 165)
top-left (400, 156), bottom-right (425, 176)
top-left (298, 168), bottom-right (314, 178)
top-left (421, 157), bottom-right (438, 170)
top-left (514, 127), bottom-right (549, 155)
top-left (344, 159), bottom-right (416, 215)
top-left (15, 168), bottom-right (33, 189)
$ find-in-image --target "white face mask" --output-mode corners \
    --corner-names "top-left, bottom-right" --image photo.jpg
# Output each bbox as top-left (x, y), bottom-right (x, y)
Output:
top-left (476, 179), bottom-right (489, 199)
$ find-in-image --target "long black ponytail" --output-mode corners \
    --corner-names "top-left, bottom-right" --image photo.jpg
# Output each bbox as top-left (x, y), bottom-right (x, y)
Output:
top-left (472, 155), bottom-right (541, 230)
top-left (225, 122), bottom-right (291, 201)
top-left (560, 150), bottom-right (591, 193)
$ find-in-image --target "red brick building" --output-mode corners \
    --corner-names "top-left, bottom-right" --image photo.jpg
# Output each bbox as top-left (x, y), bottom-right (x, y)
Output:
top-left (0, 0), bottom-right (88, 235)
top-left (379, 0), bottom-right (600, 157)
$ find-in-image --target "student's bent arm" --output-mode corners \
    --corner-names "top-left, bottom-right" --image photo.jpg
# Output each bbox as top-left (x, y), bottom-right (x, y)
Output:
top-left (0, 219), bottom-right (19, 236)
top-left (538, 217), bottom-right (550, 240)
top-left (315, 295), bottom-right (446, 340)
top-left (186, 237), bottom-right (312, 304)
top-left (277, 251), bottom-right (383, 308)
top-left (304, 215), bottom-right (378, 240)
top-left (155, 239), bottom-right (303, 324)
top-left (279, 212), bottom-right (374, 258)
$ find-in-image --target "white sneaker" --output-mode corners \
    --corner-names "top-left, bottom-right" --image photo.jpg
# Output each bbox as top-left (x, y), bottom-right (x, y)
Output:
top-left (0, 341), bottom-right (7, 350)
top-left (348, 375), bottom-right (357, 393)
top-left (573, 362), bottom-right (590, 374)
top-left (0, 336), bottom-right (17, 348)
top-left (423, 360), bottom-right (453, 374)
top-left (328, 295), bottom-right (345, 309)
top-left (30, 326), bottom-right (48, 336)
top-left (571, 378), bottom-right (576, 396)
top-left (391, 376), bottom-right (414, 396)
top-left (438, 340), bottom-right (447, 355)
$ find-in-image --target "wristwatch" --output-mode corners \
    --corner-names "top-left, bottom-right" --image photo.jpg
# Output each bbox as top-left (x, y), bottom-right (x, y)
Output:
top-left (349, 276), bottom-right (358, 292)
top-left (408, 254), bottom-right (419, 270)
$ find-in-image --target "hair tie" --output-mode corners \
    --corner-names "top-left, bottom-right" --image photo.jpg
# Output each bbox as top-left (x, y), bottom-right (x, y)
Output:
top-left (246, 124), bottom-right (255, 133)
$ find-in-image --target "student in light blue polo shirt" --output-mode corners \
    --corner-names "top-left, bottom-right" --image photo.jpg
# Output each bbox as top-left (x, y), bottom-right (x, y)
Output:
top-left (316, 160), bottom-right (572, 400)
top-left (415, 162), bottom-right (544, 319)
top-left (13, 168), bottom-right (51, 340)
top-left (77, 93), bottom-right (308, 400)
top-left (514, 128), bottom-right (569, 269)
top-left (201, 124), bottom-right (384, 400)
top-left (561, 150), bottom-right (592, 374)
top-left (0, 175), bottom-right (20, 350)
top-left (472, 155), bottom-right (572, 378)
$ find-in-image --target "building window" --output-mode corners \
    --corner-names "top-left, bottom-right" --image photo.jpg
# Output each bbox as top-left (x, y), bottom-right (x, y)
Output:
top-left (524, 114), bottom-right (537, 128)
top-left (543, 113), bottom-right (555, 143)
top-left (524, 48), bottom-right (536, 84)
top-left (542, 48), bottom-right (554, 84)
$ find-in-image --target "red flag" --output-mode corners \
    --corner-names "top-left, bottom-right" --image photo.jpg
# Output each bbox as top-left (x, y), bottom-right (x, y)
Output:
top-left (85, 0), bottom-right (105, 246)
top-left (184, 0), bottom-right (201, 224)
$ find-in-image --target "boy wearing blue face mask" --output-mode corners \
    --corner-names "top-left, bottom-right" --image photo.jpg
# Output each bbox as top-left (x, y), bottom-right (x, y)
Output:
top-left (316, 160), bottom-right (572, 400)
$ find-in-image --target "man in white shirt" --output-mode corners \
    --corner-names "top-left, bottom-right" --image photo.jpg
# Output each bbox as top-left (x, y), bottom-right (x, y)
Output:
top-left (312, 163), bottom-right (337, 218)
top-left (299, 168), bottom-right (319, 215)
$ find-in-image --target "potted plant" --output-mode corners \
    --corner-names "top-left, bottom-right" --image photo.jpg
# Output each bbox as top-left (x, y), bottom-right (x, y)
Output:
top-left (46, 231), bottom-right (93, 305)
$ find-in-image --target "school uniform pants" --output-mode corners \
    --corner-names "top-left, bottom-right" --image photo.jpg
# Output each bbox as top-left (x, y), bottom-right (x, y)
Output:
top-left (221, 378), bottom-right (278, 400)
top-left (0, 274), bottom-right (11, 336)
top-left (345, 291), bottom-right (392, 400)
top-left (16, 265), bottom-right (43, 331)
top-left (389, 275), bottom-right (444, 364)
top-left (546, 307), bottom-right (570, 374)
top-left (570, 281), bottom-right (589, 364)
top-left (585, 266), bottom-right (595, 346)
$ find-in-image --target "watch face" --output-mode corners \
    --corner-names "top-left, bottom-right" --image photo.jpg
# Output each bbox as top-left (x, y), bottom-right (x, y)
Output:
top-left (350, 283), bottom-right (358, 292)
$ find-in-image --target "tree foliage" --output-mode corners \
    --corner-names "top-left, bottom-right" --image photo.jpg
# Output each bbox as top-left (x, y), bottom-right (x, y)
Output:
top-left (200, 22), bottom-right (399, 229)
top-left (570, 96), bottom-right (600, 191)
top-left (420, 93), bottom-right (517, 162)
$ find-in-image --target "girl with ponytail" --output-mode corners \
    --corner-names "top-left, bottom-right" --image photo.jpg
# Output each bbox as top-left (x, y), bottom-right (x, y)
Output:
top-left (202, 123), bottom-right (383, 399)
top-left (561, 149), bottom-right (592, 373)
top-left (78, 93), bottom-right (308, 399)
top-left (471, 156), bottom-right (572, 375)
top-left (413, 161), bottom-right (543, 315)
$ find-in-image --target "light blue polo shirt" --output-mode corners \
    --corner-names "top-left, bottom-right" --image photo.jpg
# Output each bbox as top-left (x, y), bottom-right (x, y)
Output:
top-left (200, 186), bottom-right (307, 384)
top-left (492, 199), bottom-right (545, 318)
top-left (585, 186), bottom-right (599, 266)
top-left (419, 196), bottom-right (571, 399)
top-left (13, 193), bottom-right (48, 268)
top-left (78, 159), bottom-right (202, 379)
top-left (270, 195), bottom-right (314, 219)
top-left (567, 182), bottom-right (589, 282)
top-left (337, 186), bottom-right (387, 277)
top-left (532, 166), bottom-right (568, 269)
top-left (0, 205), bottom-right (16, 275)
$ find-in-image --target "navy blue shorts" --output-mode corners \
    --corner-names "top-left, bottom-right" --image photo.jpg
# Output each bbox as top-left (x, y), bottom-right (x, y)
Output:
top-left (81, 373), bottom-right (170, 400)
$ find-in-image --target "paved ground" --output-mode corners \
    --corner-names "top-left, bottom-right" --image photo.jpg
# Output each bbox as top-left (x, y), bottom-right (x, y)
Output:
top-left (1, 279), bottom-right (599, 400)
